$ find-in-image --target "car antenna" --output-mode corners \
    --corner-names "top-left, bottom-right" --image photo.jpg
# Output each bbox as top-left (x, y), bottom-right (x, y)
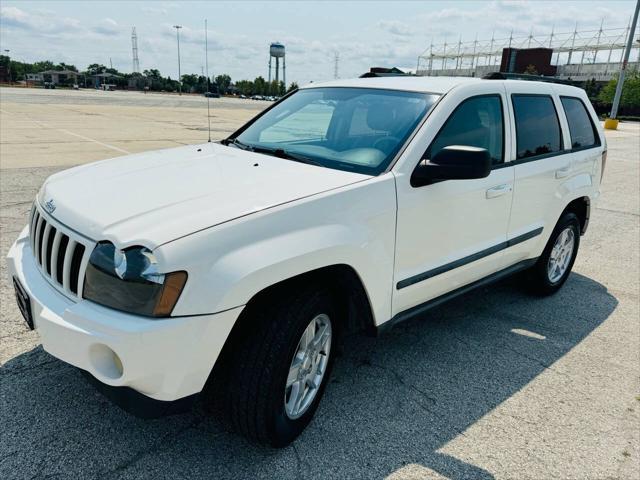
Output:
top-left (205, 18), bottom-right (212, 143)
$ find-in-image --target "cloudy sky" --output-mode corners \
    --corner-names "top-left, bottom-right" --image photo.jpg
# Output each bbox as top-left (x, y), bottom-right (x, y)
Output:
top-left (0, 1), bottom-right (636, 85)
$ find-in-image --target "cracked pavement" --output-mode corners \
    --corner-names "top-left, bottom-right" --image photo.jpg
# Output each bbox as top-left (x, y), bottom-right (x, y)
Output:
top-left (1, 87), bottom-right (639, 479)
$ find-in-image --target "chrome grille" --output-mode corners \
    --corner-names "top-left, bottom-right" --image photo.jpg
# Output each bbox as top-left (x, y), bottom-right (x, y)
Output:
top-left (29, 203), bottom-right (94, 300)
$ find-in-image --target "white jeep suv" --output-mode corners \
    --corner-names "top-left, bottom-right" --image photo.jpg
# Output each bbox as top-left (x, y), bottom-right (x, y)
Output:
top-left (8, 76), bottom-right (606, 446)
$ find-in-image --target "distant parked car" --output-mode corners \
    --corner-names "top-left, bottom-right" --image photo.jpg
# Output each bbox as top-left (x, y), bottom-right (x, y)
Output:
top-left (43, 82), bottom-right (55, 89)
top-left (239, 94), bottom-right (247, 99)
top-left (204, 91), bottom-right (220, 98)
top-left (251, 95), bottom-right (263, 100)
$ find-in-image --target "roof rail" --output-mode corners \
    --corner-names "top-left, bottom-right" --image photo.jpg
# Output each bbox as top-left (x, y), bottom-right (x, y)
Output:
top-left (483, 72), bottom-right (576, 85)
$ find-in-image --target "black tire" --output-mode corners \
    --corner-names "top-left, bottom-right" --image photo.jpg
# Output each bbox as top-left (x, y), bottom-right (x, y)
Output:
top-left (526, 212), bottom-right (581, 295)
top-left (212, 285), bottom-right (338, 447)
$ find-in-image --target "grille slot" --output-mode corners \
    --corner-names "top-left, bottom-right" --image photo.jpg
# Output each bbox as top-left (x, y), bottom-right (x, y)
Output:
top-left (35, 216), bottom-right (45, 265)
top-left (69, 243), bottom-right (85, 294)
top-left (45, 226), bottom-right (57, 275)
top-left (29, 203), bottom-right (94, 300)
top-left (56, 235), bottom-right (69, 284)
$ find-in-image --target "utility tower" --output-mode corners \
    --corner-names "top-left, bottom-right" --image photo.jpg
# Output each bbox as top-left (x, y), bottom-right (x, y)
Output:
top-left (334, 52), bottom-right (339, 79)
top-left (131, 27), bottom-right (140, 73)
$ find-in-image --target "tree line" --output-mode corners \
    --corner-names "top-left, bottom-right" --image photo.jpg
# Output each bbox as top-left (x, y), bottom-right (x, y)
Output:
top-left (0, 56), bottom-right (298, 96)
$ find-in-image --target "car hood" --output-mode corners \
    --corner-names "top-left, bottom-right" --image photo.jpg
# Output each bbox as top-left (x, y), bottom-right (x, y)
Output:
top-left (39, 142), bottom-right (369, 248)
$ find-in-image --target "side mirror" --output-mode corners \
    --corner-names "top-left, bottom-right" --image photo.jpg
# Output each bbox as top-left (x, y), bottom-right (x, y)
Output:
top-left (411, 145), bottom-right (491, 187)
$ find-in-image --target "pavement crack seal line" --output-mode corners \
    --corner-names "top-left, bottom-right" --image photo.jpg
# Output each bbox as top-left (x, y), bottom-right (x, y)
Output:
top-left (55, 128), bottom-right (130, 154)
top-left (99, 415), bottom-right (205, 478)
top-left (363, 361), bottom-right (442, 410)
top-left (2, 108), bottom-right (130, 155)
top-left (595, 206), bottom-right (640, 217)
top-left (291, 443), bottom-right (305, 479)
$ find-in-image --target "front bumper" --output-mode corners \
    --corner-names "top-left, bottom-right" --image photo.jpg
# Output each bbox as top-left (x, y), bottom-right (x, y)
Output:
top-left (7, 226), bottom-right (243, 404)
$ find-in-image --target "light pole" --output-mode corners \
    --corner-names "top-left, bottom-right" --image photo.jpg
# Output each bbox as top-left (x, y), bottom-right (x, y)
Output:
top-left (606, 0), bottom-right (640, 128)
top-left (173, 25), bottom-right (183, 95)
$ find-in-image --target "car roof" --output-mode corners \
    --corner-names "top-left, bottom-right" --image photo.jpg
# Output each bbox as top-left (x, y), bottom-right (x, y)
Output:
top-left (301, 76), bottom-right (587, 96)
top-left (301, 76), bottom-right (482, 94)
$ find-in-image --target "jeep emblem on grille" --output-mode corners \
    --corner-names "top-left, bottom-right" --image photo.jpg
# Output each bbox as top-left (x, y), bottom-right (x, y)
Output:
top-left (44, 199), bottom-right (56, 214)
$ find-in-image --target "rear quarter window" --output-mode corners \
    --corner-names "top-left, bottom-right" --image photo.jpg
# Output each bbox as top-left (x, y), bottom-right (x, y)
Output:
top-left (560, 97), bottom-right (600, 149)
top-left (512, 94), bottom-right (563, 160)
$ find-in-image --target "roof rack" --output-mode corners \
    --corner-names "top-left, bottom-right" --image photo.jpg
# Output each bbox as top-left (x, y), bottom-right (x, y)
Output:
top-left (483, 72), bottom-right (577, 85)
top-left (360, 67), bottom-right (412, 78)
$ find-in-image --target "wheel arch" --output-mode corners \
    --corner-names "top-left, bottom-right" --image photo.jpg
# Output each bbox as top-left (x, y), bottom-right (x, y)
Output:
top-left (562, 196), bottom-right (591, 235)
top-left (202, 264), bottom-right (377, 403)
top-left (234, 264), bottom-right (376, 339)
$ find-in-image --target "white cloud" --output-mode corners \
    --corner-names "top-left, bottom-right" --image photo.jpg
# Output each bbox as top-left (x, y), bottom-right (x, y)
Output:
top-left (378, 20), bottom-right (414, 37)
top-left (1, 6), bottom-right (82, 34)
top-left (141, 6), bottom-right (168, 15)
top-left (93, 18), bottom-right (120, 36)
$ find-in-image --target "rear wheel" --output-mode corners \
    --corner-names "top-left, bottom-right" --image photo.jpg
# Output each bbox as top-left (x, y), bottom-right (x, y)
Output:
top-left (526, 212), bottom-right (580, 295)
top-left (212, 286), bottom-right (337, 447)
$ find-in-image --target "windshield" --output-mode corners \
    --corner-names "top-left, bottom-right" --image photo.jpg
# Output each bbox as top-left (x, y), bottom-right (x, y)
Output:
top-left (233, 87), bottom-right (439, 175)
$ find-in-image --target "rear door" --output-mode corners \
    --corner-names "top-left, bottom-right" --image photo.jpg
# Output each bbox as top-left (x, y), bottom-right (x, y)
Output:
top-left (557, 94), bottom-right (603, 190)
top-left (503, 83), bottom-right (571, 266)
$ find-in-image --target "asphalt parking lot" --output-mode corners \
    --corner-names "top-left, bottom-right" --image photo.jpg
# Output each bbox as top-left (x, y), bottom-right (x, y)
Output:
top-left (1, 86), bottom-right (639, 479)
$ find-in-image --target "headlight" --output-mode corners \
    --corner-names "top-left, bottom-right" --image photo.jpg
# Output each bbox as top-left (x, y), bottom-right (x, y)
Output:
top-left (83, 242), bottom-right (187, 317)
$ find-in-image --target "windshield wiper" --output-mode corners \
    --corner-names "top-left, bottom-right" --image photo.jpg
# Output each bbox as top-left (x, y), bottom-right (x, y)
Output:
top-left (270, 149), bottom-right (324, 167)
top-left (224, 139), bottom-right (323, 167)
top-left (224, 138), bottom-right (255, 151)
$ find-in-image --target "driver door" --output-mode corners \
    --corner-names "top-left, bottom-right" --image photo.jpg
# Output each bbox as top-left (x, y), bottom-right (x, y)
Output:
top-left (392, 88), bottom-right (515, 316)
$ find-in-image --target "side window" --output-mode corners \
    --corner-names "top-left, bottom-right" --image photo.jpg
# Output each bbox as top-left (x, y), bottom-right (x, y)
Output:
top-left (512, 95), bottom-right (563, 160)
top-left (560, 97), bottom-right (599, 149)
top-left (427, 95), bottom-right (504, 165)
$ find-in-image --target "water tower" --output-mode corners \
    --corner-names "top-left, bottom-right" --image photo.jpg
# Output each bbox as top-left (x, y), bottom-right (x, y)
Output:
top-left (268, 42), bottom-right (286, 86)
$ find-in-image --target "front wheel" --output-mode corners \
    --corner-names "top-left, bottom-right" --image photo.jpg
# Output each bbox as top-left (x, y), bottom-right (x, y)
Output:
top-left (526, 212), bottom-right (581, 295)
top-left (213, 286), bottom-right (337, 447)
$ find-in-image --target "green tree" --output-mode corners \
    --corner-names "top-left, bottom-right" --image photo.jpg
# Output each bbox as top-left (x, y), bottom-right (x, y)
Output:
top-left (215, 74), bottom-right (232, 95)
top-left (253, 76), bottom-right (267, 95)
top-left (287, 81), bottom-right (299, 93)
top-left (86, 64), bottom-right (107, 75)
top-left (57, 62), bottom-right (78, 72)
top-left (181, 73), bottom-right (199, 92)
top-left (583, 78), bottom-right (600, 99)
top-left (235, 80), bottom-right (254, 95)
top-left (143, 69), bottom-right (161, 79)
top-left (598, 71), bottom-right (640, 109)
top-left (32, 60), bottom-right (55, 72)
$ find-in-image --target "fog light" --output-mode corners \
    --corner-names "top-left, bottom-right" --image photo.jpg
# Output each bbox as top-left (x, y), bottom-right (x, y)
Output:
top-left (89, 344), bottom-right (124, 380)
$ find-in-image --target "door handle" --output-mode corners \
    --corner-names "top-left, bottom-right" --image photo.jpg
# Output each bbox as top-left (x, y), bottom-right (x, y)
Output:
top-left (555, 166), bottom-right (571, 179)
top-left (486, 184), bottom-right (512, 199)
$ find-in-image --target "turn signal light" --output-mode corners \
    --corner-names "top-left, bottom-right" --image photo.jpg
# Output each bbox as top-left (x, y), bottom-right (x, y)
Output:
top-left (154, 271), bottom-right (188, 316)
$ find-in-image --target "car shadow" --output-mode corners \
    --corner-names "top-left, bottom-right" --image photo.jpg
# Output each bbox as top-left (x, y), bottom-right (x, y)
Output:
top-left (0, 273), bottom-right (617, 479)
